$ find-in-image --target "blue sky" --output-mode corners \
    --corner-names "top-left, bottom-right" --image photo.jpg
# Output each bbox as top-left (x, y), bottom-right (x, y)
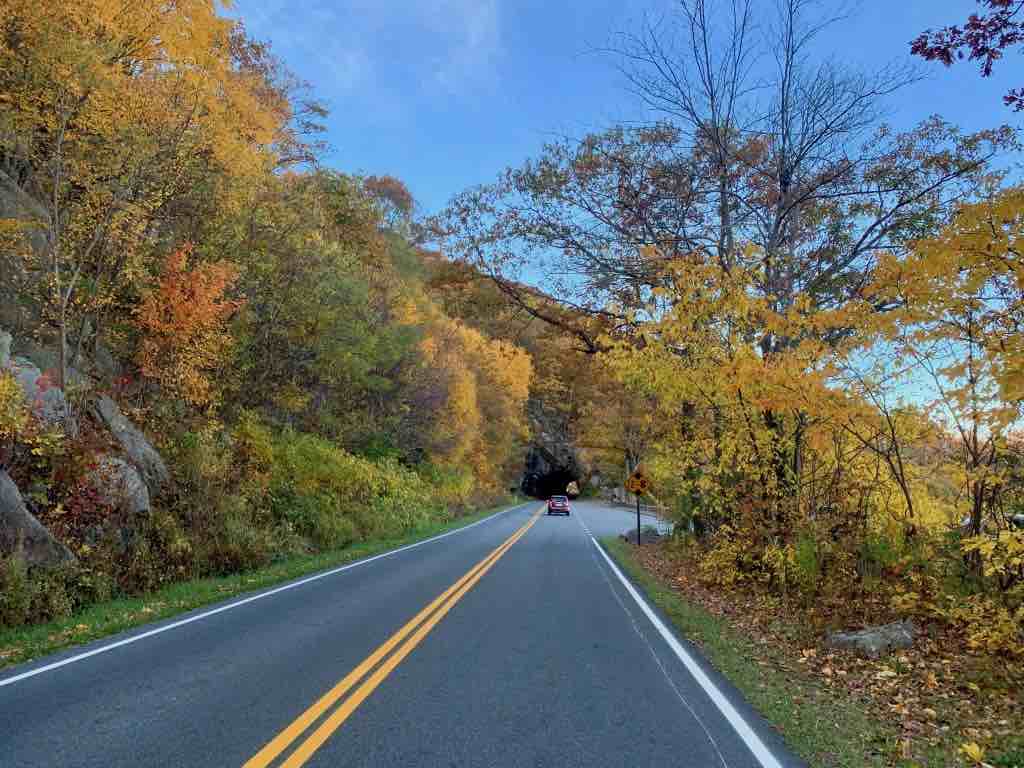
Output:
top-left (232, 0), bottom-right (1021, 216)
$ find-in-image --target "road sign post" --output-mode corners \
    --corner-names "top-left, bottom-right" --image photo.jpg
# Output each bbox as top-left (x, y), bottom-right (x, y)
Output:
top-left (624, 467), bottom-right (649, 545)
top-left (636, 493), bottom-right (641, 546)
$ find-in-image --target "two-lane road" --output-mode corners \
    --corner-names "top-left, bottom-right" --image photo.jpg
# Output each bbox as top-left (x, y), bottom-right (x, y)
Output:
top-left (0, 501), bottom-right (803, 767)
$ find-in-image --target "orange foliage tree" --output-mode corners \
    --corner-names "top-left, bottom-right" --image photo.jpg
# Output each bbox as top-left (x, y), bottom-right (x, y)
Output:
top-left (135, 246), bottom-right (242, 407)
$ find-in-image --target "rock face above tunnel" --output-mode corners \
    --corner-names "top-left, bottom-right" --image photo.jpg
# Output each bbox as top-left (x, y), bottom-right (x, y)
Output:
top-left (521, 444), bottom-right (580, 498)
top-left (520, 399), bottom-right (587, 498)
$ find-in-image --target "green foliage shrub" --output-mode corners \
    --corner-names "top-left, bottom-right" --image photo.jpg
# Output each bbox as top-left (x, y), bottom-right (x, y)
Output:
top-left (416, 463), bottom-right (472, 513)
top-left (198, 497), bottom-right (276, 576)
top-left (308, 506), bottom-right (358, 550)
top-left (0, 556), bottom-right (77, 627)
top-left (269, 430), bottom-right (442, 546)
top-left (0, 555), bottom-right (33, 627)
top-left (858, 534), bottom-right (903, 579)
top-left (792, 533), bottom-right (821, 592)
top-left (0, 413), bottom-right (505, 631)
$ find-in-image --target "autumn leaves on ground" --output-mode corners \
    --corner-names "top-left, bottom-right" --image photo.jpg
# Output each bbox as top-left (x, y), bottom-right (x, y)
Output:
top-left (1, 1), bottom-right (1023, 767)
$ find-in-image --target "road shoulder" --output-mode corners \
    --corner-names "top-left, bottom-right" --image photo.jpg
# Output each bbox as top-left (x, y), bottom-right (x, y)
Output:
top-left (601, 536), bottom-right (893, 768)
top-left (0, 500), bottom-right (527, 675)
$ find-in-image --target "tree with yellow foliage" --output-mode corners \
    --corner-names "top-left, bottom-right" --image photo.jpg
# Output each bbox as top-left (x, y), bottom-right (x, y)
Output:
top-left (0, 0), bottom-right (279, 391)
top-left (873, 186), bottom-right (1024, 537)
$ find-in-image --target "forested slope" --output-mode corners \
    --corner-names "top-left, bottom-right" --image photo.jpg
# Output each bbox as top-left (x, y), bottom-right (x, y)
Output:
top-left (0, 0), bottom-right (531, 627)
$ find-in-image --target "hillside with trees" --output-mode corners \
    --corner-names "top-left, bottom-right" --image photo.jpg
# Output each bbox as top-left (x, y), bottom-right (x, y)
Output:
top-left (0, 0), bottom-right (532, 628)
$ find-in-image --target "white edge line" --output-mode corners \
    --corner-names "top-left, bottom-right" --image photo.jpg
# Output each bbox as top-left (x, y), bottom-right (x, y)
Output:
top-left (0, 502), bottom-right (529, 689)
top-left (591, 537), bottom-right (785, 768)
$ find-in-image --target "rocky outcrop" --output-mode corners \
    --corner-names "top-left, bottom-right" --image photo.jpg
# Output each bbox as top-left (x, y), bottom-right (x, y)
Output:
top-left (520, 397), bottom-right (588, 497)
top-left (93, 343), bottom-right (122, 383)
top-left (0, 470), bottom-right (74, 567)
top-left (826, 619), bottom-right (917, 658)
top-left (6, 356), bottom-right (71, 429)
top-left (0, 329), bottom-right (10, 369)
top-left (0, 169), bottom-right (48, 253)
top-left (94, 396), bottom-right (169, 495)
top-left (87, 457), bottom-right (151, 517)
top-left (521, 443), bottom-right (576, 497)
top-left (0, 327), bottom-right (171, 565)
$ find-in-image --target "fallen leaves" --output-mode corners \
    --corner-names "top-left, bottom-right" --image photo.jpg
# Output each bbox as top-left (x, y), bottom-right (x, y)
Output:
top-left (634, 541), bottom-right (1024, 766)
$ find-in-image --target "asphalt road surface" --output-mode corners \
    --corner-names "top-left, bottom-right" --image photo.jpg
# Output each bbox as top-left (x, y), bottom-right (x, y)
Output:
top-left (0, 501), bottom-right (803, 768)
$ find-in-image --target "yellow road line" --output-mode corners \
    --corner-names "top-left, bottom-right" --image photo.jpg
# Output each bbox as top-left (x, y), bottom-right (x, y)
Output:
top-left (244, 506), bottom-right (542, 768)
top-left (280, 512), bottom-right (539, 767)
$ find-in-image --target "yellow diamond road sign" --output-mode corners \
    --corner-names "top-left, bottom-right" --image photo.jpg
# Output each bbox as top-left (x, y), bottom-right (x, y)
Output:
top-left (625, 469), bottom-right (649, 495)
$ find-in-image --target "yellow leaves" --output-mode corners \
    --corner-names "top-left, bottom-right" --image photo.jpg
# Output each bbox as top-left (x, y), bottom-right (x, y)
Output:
top-left (958, 741), bottom-right (986, 765)
top-left (411, 305), bottom-right (532, 486)
top-left (963, 531), bottom-right (1024, 582)
top-left (271, 383), bottom-right (311, 416)
top-left (962, 536), bottom-right (998, 561)
top-left (0, 0), bottom-right (290, 378)
top-left (0, 372), bottom-right (29, 441)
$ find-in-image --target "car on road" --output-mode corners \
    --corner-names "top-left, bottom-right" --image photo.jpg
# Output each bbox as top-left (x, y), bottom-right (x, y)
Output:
top-left (547, 495), bottom-right (571, 515)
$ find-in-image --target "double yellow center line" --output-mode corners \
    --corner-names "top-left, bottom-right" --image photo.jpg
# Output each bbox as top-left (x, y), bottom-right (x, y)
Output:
top-left (243, 506), bottom-right (543, 768)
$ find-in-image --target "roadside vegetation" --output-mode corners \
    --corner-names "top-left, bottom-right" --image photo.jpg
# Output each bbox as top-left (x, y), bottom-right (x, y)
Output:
top-left (0, 2), bottom-right (532, 637)
top-left (607, 536), bottom-right (1024, 768)
top-left (604, 537), bottom-right (896, 768)
top-left (435, 3), bottom-right (1024, 765)
top-left (0, 498), bottom-right (520, 671)
top-left (1, 1), bottom-right (1023, 764)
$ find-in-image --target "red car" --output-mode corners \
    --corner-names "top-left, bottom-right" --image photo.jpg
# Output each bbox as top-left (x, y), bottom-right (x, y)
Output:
top-left (547, 495), bottom-right (571, 515)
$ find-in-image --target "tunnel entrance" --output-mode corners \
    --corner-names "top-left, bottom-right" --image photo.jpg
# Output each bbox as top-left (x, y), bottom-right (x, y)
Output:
top-left (520, 445), bottom-right (580, 499)
top-left (522, 468), bottom-right (578, 499)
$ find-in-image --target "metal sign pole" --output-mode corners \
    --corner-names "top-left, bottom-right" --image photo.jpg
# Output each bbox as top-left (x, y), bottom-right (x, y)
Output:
top-left (636, 492), bottom-right (641, 546)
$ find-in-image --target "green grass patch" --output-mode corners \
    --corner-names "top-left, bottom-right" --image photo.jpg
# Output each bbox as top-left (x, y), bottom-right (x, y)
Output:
top-left (602, 537), bottom-right (902, 768)
top-left (0, 499), bottom-right (525, 672)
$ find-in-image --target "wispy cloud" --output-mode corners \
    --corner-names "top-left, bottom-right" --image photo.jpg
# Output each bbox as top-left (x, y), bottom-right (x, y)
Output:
top-left (235, 0), bottom-right (503, 99)
top-left (428, 0), bottom-right (502, 93)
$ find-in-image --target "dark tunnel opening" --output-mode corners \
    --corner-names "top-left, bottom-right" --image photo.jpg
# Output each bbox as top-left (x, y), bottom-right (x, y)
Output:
top-left (519, 444), bottom-right (581, 499)
top-left (521, 467), bottom-right (579, 500)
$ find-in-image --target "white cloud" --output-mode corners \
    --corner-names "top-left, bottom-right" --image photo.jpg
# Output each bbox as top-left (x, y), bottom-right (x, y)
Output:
top-left (430, 0), bottom-right (502, 93)
top-left (235, 0), bottom-right (503, 98)
top-left (322, 43), bottom-right (372, 92)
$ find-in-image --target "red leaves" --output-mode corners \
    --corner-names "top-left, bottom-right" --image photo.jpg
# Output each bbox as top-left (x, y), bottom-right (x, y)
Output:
top-left (911, 1), bottom-right (1024, 110)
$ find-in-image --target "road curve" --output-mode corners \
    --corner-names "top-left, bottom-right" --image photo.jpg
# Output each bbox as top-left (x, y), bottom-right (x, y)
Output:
top-left (0, 500), bottom-right (803, 767)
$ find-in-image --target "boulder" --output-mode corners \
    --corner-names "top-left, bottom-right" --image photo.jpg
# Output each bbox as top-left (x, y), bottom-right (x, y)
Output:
top-left (17, 343), bottom-right (59, 376)
top-left (826, 619), bottom-right (917, 659)
top-left (87, 456), bottom-right (150, 517)
top-left (93, 343), bottom-right (122, 382)
top-left (0, 169), bottom-right (49, 254)
top-left (0, 469), bottom-right (74, 567)
top-left (94, 395), bottom-right (169, 494)
top-left (620, 526), bottom-right (664, 545)
top-left (6, 356), bottom-right (71, 429)
top-left (0, 329), bottom-right (10, 369)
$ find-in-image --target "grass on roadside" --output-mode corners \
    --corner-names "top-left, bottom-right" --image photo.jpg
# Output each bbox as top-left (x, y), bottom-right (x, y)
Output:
top-left (602, 536), bottom-right (901, 768)
top-left (0, 499), bottom-right (526, 672)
